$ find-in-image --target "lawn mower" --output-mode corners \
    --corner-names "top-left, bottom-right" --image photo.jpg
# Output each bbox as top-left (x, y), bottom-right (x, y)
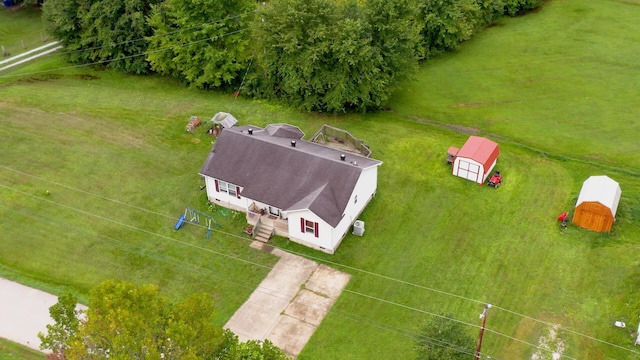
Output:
top-left (487, 171), bottom-right (502, 188)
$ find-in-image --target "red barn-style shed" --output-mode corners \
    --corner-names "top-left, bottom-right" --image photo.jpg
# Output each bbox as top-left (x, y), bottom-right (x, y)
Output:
top-left (573, 175), bottom-right (621, 232)
top-left (452, 136), bottom-right (499, 184)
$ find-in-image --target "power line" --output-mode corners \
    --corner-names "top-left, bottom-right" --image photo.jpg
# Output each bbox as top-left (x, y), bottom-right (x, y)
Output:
top-left (0, 182), bottom-right (268, 270)
top-left (0, 28), bottom-right (249, 79)
top-left (342, 291), bottom-right (577, 360)
top-left (0, 199), bottom-right (504, 360)
top-left (2, 164), bottom-right (639, 357)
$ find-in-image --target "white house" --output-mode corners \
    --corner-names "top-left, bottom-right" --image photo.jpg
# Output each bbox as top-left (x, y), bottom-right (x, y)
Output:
top-left (199, 124), bottom-right (382, 254)
top-left (452, 136), bottom-right (500, 184)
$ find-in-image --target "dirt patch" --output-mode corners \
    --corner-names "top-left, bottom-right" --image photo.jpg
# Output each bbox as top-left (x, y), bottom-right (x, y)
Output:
top-left (516, 76), bottom-right (562, 84)
top-left (584, 153), bottom-right (602, 160)
top-left (18, 74), bottom-right (61, 83)
top-left (0, 104), bottom-right (152, 150)
top-left (453, 99), bottom-right (517, 108)
top-left (76, 74), bottom-right (100, 80)
top-left (531, 324), bottom-right (565, 360)
top-left (411, 117), bottom-right (481, 135)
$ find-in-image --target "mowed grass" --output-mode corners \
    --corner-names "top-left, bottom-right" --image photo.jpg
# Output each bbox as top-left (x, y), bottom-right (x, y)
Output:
top-left (1, 1), bottom-right (640, 360)
top-left (389, 0), bottom-right (640, 170)
top-left (0, 6), bottom-right (49, 58)
top-left (283, 118), bottom-right (640, 360)
top-left (0, 71), bottom-right (286, 322)
top-left (0, 338), bottom-right (44, 360)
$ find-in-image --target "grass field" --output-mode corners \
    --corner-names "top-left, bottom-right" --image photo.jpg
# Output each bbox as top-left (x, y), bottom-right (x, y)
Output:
top-left (2, 1), bottom-right (640, 360)
top-left (390, 0), bottom-right (640, 171)
top-left (0, 338), bottom-right (43, 360)
top-left (0, 6), bottom-right (49, 58)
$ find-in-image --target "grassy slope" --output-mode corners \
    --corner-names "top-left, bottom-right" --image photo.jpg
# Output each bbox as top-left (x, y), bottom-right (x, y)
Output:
top-left (389, 0), bottom-right (640, 170)
top-left (0, 338), bottom-right (44, 360)
top-left (0, 60), bottom-right (289, 317)
top-left (1, 1), bottom-right (640, 360)
top-left (290, 118), bottom-right (640, 360)
top-left (0, 7), bottom-right (48, 58)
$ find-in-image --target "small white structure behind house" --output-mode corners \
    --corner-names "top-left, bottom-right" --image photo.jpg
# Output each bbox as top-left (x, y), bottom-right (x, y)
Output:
top-left (199, 124), bottom-right (382, 254)
top-left (452, 136), bottom-right (499, 184)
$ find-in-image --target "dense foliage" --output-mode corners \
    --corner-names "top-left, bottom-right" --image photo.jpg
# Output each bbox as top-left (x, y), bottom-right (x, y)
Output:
top-left (248, 0), bottom-right (421, 113)
top-left (41, 0), bottom-right (544, 112)
top-left (38, 280), bottom-right (289, 360)
top-left (42, 0), bottom-right (161, 74)
top-left (147, 0), bottom-right (255, 90)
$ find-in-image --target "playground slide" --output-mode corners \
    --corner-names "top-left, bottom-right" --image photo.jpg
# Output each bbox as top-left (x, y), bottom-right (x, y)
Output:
top-left (174, 214), bottom-right (186, 230)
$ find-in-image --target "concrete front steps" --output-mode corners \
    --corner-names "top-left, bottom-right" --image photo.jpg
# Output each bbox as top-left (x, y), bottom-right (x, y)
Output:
top-left (254, 223), bottom-right (274, 243)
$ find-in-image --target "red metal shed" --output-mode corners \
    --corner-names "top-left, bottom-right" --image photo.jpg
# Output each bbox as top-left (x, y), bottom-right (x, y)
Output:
top-left (452, 136), bottom-right (499, 184)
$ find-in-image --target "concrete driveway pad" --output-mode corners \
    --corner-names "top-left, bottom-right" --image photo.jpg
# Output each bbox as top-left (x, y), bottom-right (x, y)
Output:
top-left (284, 289), bottom-right (334, 326)
top-left (225, 242), bottom-right (351, 358)
top-left (267, 314), bottom-right (317, 356)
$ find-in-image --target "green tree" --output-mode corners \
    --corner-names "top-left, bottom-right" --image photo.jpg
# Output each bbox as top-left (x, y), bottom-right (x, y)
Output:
top-left (503, 0), bottom-right (543, 16)
top-left (147, 0), bottom-right (256, 90)
top-left (39, 280), bottom-right (289, 360)
top-left (42, 0), bottom-right (160, 74)
top-left (249, 0), bottom-right (420, 113)
top-left (364, 0), bottom-right (421, 92)
top-left (38, 293), bottom-right (82, 357)
top-left (415, 315), bottom-right (475, 360)
top-left (417, 0), bottom-right (480, 59)
top-left (64, 280), bottom-right (228, 359)
top-left (248, 0), bottom-right (339, 111)
top-left (41, 0), bottom-right (86, 53)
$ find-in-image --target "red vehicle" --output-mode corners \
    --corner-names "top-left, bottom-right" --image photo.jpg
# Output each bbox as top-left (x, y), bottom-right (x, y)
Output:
top-left (487, 171), bottom-right (502, 188)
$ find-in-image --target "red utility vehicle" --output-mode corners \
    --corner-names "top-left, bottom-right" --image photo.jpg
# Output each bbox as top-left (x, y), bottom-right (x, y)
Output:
top-left (487, 171), bottom-right (502, 188)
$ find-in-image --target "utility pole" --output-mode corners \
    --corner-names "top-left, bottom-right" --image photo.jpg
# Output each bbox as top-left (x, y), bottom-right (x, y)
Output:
top-left (474, 304), bottom-right (492, 360)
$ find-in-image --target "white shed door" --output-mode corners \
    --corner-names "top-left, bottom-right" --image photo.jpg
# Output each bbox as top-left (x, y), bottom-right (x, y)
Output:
top-left (458, 160), bottom-right (480, 182)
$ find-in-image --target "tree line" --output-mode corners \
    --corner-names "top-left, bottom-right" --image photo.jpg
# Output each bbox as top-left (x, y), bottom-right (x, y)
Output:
top-left (42, 0), bottom-right (544, 113)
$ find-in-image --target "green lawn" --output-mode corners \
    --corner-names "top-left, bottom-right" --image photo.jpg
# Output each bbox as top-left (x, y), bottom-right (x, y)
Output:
top-left (0, 6), bottom-right (49, 58)
top-left (0, 338), bottom-right (43, 360)
top-left (389, 0), bottom-right (640, 171)
top-left (1, 1), bottom-right (640, 360)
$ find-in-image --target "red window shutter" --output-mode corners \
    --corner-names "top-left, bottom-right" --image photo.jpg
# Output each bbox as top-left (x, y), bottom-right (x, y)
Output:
top-left (236, 186), bottom-right (241, 199)
top-left (300, 218), bottom-right (305, 233)
top-left (314, 222), bottom-right (319, 237)
top-left (214, 179), bottom-right (219, 192)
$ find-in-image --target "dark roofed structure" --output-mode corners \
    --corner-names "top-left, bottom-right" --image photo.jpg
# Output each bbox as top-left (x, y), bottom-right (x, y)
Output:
top-left (200, 125), bottom-right (381, 227)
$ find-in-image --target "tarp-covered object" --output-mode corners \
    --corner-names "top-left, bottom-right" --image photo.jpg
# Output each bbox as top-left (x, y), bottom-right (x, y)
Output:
top-left (210, 112), bottom-right (238, 128)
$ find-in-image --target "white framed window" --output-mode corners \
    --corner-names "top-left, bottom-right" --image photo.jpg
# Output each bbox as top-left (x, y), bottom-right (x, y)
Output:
top-left (215, 179), bottom-right (240, 198)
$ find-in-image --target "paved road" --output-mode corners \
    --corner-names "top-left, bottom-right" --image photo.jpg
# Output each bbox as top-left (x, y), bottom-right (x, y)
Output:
top-left (0, 278), bottom-right (66, 352)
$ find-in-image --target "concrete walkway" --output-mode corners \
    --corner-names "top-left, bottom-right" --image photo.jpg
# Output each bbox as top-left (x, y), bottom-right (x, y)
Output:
top-left (0, 278), bottom-right (86, 353)
top-left (0, 244), bottom-right (349, 358)
top-left (225, 242), bottom-right (351, 358)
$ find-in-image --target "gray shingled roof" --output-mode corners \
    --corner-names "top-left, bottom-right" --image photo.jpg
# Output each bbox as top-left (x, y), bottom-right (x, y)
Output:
top-left (200, 125), bottom-right (382, 227)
